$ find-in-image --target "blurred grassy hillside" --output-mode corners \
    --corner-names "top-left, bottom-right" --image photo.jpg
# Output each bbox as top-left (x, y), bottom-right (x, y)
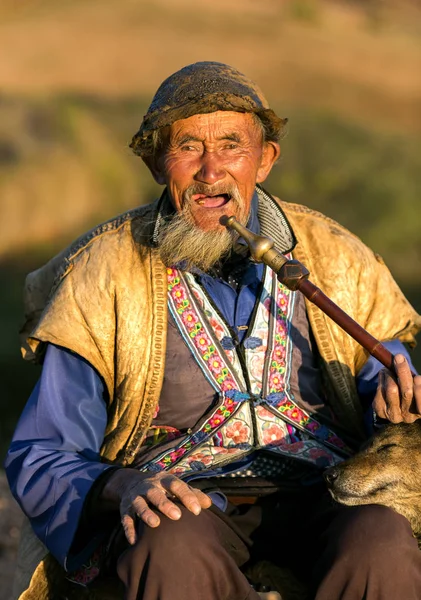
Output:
top-left (1, 0), bottom-right (421, 457)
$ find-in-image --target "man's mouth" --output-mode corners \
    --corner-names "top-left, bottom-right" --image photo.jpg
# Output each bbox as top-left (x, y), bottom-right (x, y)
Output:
top-left (191, 193), bottom-right (232, 208)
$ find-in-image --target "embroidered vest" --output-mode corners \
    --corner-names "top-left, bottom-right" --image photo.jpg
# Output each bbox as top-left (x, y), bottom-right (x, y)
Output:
top-left (139, 264), bottom-right (351, 478)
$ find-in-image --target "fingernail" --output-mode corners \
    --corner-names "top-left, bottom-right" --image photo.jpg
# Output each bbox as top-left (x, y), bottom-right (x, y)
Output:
top-left (169, 507), bottom-right (181, 519)
top-left (395, 354), bottom-right (405, 365)
top-left (191, 504), bottom-right (201, 516)
top-left (147, 516), bottom-right (159, 527)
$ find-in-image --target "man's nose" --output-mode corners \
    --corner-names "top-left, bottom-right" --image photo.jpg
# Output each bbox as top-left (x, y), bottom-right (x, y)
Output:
top-left (194, 152), bottom-right (226, 185)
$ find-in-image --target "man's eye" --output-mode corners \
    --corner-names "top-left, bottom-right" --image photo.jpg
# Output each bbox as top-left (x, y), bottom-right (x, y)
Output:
top-left (180, 145), bottom-right (196, 151)
top-left (224, 143), bottom-right (239, 150)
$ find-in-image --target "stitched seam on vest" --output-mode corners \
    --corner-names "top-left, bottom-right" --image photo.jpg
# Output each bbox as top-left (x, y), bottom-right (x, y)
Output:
top-left (280, 284), bottom-right (296, 404)
top-left (123, 249), bottom-right (167, 465)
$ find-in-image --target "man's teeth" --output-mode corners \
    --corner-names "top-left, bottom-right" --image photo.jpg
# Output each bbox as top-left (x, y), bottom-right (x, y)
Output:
top-left (195, 194), bottom-right (231, 206)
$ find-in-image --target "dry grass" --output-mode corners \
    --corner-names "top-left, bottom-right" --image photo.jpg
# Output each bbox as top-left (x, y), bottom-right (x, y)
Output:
top-left (0, 0), bottom-right (419, 259)
top-left (0, 98), bottom-right (158, 257)
top-left (0, 0), bottom-right (420, 132)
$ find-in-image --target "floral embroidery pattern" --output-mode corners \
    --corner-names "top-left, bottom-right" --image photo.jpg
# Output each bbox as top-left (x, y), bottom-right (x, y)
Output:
top-left (207, 405), bottom-right (254, 450)
top-left (143, 390), bottom-right (249, 473)
top-left (67, 545), bottom-right (105, 586)
top-left (167, 268), bottom-right (241, 392)
top-left (273, 398), bottom-right (349, 451)
top-left (262, 423), bottom-right (287, 446)
top-left (172, 446), bottom-right (247, 475)
top-left (225, 420), bottom-right (250, 445)
top-left (267, 280), bottom-right (292, 395)
top-left (254, 404), bottom-right (290, 447)
top-left (269, 441), bottom-right (339, 468)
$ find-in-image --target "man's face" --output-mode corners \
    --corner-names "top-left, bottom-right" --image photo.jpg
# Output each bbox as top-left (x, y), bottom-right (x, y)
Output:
top-left (150, 111), bottom-right (280, 231)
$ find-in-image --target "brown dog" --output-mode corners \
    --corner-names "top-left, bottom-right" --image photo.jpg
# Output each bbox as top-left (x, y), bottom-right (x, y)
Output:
top-left (324, 421), bottom-right (421, 539)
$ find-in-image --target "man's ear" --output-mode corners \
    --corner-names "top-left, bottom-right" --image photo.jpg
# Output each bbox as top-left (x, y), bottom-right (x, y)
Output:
top-left (142, 155), bottom-right (166, 185)
top-left (256, 142), bottom-right (281, 183)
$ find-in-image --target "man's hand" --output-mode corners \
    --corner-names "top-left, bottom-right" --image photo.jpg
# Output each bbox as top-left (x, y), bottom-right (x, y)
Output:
top-left (101, 469), bottom-right (212, 544)
top-left (373, 353), bottom-right (421, 423)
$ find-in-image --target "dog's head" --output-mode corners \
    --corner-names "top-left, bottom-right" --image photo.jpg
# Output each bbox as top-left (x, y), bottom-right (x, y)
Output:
top-left (324, 421), bottom-right (421, 534)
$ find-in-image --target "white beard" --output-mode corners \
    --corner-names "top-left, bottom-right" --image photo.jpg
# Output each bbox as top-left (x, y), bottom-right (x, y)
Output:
top-left (158, 209), bottom-right (238, 272)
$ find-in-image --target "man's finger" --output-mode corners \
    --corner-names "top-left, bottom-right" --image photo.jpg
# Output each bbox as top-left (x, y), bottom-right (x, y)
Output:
top-left (144, 487), bottom-right (182, 520)
top-left (373, 369), bottom-right (403, 424)
top-left (192, 487), bottom-right (213, 508)
top-left (383, 370), bottom-right (403, 423)
top-left (373, 370), bottom-right (388, 420)
top-left (394, 354), bottom-right (414, 417)
top-left (132, 495), bottom-right (161, 528)
top-left (164, 476), bottom-right (203, 515)
top-left (121, 511), bottom-right (137, 545)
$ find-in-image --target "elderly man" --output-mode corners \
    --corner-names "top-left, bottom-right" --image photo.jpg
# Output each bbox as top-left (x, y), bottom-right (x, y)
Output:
top-left (6, 62), bottom-right (421, 600)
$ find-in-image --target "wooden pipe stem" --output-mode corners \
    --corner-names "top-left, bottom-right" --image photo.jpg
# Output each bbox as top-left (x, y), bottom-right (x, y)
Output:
top-left (222, 215), bottom-right (394, 371)
top-left (298, 279), bottom-right (394, 370)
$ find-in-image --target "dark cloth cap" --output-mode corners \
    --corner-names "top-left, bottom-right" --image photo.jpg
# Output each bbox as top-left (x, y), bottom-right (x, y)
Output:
top-left (130, 61), bottom-right (286, 157)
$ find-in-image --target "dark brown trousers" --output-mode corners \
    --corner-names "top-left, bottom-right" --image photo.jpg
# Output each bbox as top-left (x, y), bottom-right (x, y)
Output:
top-left (112, 484), bottom-right (421, 600)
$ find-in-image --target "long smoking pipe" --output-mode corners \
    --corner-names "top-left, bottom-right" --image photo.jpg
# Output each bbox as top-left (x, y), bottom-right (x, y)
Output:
top-left (221, 215), bottom-right (395, 371)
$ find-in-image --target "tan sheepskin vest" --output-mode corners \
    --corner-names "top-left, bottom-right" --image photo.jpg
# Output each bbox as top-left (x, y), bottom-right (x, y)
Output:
top-left (15, 194), bottom-right (421, 599)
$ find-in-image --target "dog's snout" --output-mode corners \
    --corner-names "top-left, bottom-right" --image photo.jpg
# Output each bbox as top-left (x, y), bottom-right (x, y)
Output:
top-left (324, 467), bottom-right (339, 485)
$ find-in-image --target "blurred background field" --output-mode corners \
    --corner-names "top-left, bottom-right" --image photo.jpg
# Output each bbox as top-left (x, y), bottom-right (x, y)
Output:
top-left (1, 0), bottom-right (421, 456)
top-left (0, 0), bottom-right (420, 595)
top-left (1, 0), bottom-right (421, 447)
top-left (0, 3), bottom-right (420, 589)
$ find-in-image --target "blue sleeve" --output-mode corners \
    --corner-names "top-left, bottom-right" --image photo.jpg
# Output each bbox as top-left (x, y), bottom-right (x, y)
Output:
top-left (4, 344), bottom-right (114, 572)
top-left (356, 339), bottom-right (417, 434)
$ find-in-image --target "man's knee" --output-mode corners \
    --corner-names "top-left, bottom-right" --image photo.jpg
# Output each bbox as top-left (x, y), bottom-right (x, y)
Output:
top-left (318, 503), bottom-right (418, 577)
top-left (116, 506), bottom-right (255, 600)
top-left (134, 505), bottom-right (218, 558)
top-left (334, 505), bottom-right (414, 556)
top-left (313, 505), bottom-right (421, 599)
top-left (116, 508), bottom-right (218, 592)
